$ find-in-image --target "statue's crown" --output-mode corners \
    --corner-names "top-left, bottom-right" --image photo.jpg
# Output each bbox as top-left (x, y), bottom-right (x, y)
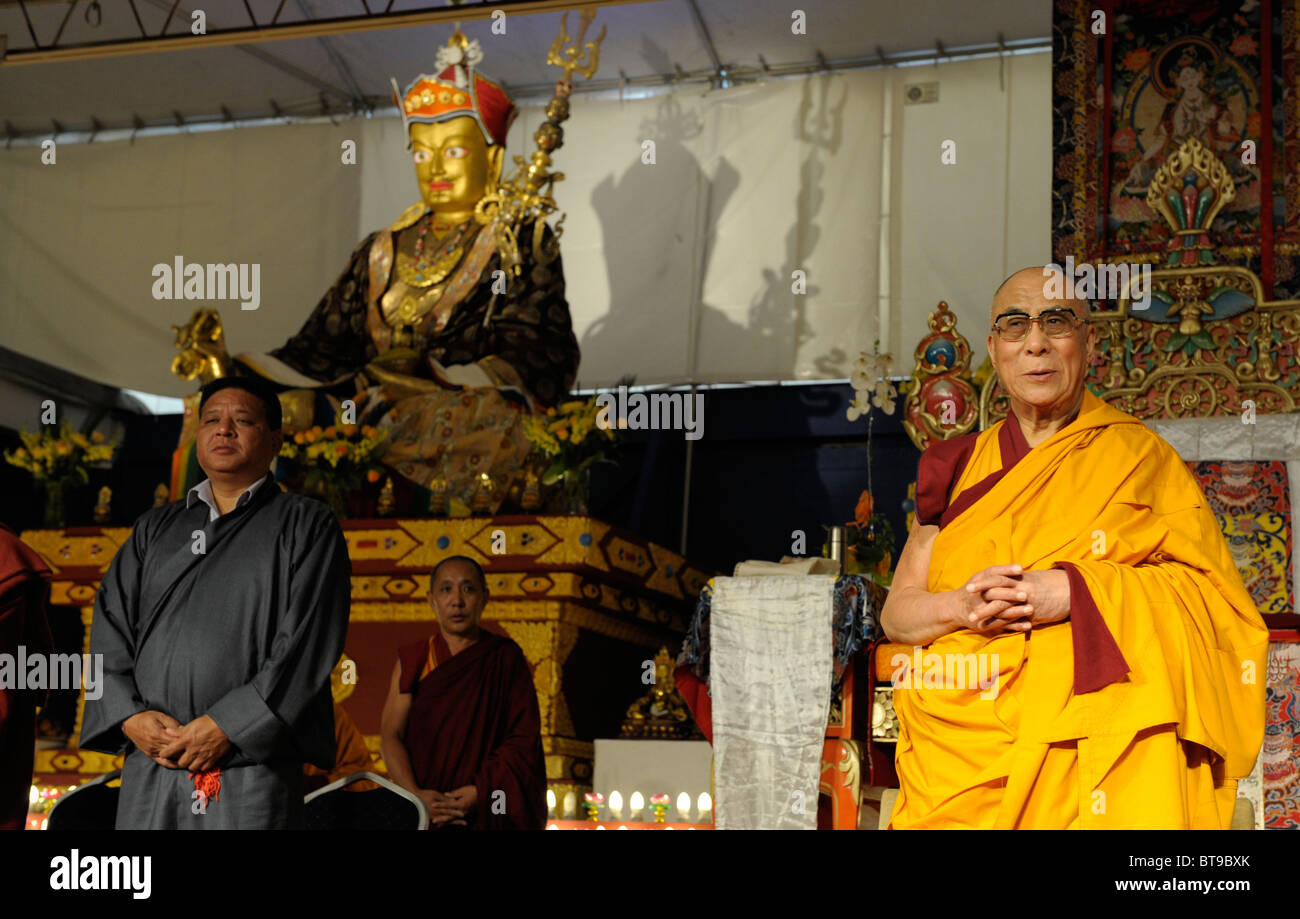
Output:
top-left (390, 31), bottom-right (517, 147)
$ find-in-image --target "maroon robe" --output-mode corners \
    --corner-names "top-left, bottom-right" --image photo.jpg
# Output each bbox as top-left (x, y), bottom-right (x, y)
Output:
top-left (0, 525), bottom-right (53, 831)
top-left (397, 628), bottom-right (546, 830)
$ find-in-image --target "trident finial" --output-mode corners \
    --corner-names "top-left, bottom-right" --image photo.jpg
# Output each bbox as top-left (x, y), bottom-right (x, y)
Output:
top-left (548, 9), bottom-right (606, 82)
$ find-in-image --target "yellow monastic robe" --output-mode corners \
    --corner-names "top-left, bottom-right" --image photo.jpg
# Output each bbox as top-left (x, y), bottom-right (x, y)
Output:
top-left (889, 390), bottom-right (1268, 829)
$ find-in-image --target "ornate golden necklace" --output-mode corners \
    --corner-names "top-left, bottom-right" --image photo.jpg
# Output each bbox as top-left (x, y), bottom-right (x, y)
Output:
top-left (394, 213), bottom-right (472, 288)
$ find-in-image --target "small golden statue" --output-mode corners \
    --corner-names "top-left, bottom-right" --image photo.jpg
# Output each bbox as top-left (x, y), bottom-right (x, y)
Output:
top-left (520, 467), bottom-right (542, 512)
top-left (428, 477), bottom-right (449, 516)
top-left (471, 472), bottom-right (495, 515)
top-left (377, 476), bottom-right (396, 517)
top-left (93, 486), bottom-right (112, 524)
top-left (621, 646), bottom-right (703, 740)
top-left (153, 483), bottom-right (170, 507)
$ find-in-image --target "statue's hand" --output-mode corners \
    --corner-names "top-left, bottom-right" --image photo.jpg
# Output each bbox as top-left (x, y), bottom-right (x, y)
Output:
top-left (170, 309), bottom-right (231, 382)
top-left (429, 359), bottom-right (495, 390)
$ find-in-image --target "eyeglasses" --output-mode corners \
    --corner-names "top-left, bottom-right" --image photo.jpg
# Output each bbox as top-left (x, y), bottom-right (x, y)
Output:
top-left (991, 308), bottom-right (1087, 341)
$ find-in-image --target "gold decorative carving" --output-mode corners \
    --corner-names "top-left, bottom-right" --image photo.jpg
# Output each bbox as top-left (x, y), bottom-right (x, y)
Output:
top-left (20, 529), bottom-right (130, 573)
top-left (819, 738), bottom-right (862, 806)
top-left (872, 687), bottom-right (898, 741)
top-left (1145, 137), bottom-right (1235, 237)
top-left (976, 137), bottom-right (1300, 428)
top-left (33, 749), bottom-right (124, 776)
top-left (902, 301), bottom-right (980, 450)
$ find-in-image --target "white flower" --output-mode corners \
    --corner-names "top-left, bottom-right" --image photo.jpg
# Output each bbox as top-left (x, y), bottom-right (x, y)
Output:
top-left (435, 40), bottom-right (483, 88)
top-left (873, 378), bottom-right (896, 404)
top-left (436, 44), bottom-right (465, 69)
top-left (846, 400), bottom-right (867, 423)
top-left (850, 368), bottom-right (872, 391)
top-left (878, 397), bottom-right (897, 416)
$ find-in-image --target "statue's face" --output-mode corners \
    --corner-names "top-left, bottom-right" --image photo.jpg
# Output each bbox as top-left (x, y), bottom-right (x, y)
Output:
top-left (410, 117), bottom-right (495, 214)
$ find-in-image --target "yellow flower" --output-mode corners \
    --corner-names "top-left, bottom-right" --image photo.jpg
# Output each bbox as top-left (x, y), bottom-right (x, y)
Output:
top-left (324, 426), bottom-right (337, 439)
top-left (91, 431), bottom-right (105, 443)
top-left (304, 430), bottom-right (317, 444)
top-left (71, 432), bottom-right (90, 449)
top-left (54, 441), bottom-right (72, 457)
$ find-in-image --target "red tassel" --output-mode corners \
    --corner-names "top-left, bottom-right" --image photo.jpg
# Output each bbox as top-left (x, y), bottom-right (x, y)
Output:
top-left (190, 769), bottom-right (221, 805)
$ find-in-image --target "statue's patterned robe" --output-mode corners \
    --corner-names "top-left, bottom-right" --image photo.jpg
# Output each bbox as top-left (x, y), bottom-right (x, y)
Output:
top-left (244, 208), bottom-right (580, 510)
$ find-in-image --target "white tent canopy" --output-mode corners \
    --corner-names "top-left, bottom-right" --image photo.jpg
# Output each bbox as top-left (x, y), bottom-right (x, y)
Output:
top-left (0, 0), bottom-right (1051, 396)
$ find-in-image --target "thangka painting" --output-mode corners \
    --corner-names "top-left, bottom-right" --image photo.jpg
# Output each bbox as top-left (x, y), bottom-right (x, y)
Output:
top-left (1053, 0), bottom-right (1300, 300)
top-left (1188, 460), bottom-right (1294, 614)
top-left (1264, 642), bottom-right (1300, 828)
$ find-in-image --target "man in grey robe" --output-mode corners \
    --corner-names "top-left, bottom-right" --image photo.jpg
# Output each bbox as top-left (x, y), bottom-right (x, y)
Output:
top-left (81, 376), bottom-right (351, 828)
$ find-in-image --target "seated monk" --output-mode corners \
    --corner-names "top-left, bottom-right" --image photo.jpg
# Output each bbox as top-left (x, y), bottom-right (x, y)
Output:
top-left (171, 32), bottom-right (579, 512)
top-left (379, 556), bottom-right (546, 829)
top-left (881, 266), bottom-right (1268, 829)
top-left (302, 702), bottom-right (377, 794)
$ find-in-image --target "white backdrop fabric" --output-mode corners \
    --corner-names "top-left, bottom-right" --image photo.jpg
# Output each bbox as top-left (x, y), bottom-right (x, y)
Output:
top-left (0, 122), bottom-right (362, 397)
top-left (0, 55), bottom-right (1051, 396)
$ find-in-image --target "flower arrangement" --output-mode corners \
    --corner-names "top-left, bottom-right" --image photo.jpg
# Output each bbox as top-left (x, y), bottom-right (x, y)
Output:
top-left (848, 349), bottom-right (897, 420)
top-left (520, 397), bottom-right (618, 513)
top-left (828, 490), bottom-right (896, 585)
top-left (839, 346), bottom-right (899, 585)
top-left (4, 427), bottom-right (116, 527)
top-left (279, 421), bottom-right (388, 517)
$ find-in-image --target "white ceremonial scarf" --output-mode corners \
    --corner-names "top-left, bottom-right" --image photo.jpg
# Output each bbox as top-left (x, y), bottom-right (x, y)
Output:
top-left (710, 575), bottom-right (834, 830)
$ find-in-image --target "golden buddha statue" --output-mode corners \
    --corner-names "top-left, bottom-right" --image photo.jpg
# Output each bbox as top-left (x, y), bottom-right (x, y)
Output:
top-left (171, 30), bottom-right (586, 514)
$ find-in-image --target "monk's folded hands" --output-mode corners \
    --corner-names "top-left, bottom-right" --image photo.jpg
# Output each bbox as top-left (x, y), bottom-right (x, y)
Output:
top-left (975, 567), bottom-right (1073, 631)
top-left (959, 564), bottom-right (1034, 633)
top-left (420, 788), bottom-right (468, 828)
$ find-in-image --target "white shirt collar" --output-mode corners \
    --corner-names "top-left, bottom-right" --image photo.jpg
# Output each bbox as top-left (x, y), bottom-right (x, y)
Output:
top-left (186, 474), bottom-right (270, 522)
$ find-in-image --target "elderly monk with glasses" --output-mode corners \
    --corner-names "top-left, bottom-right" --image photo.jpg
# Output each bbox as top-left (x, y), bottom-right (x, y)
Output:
top-left (881, 266), bottom-right (1267, 829)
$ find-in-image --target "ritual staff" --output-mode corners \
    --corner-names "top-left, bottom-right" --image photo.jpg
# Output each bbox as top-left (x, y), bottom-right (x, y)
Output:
top-left (881, 266), bottom-right (1268, 829)
top-left (380, 556), bottom-right (546, 829)
top-left (0, 524), bottom-right (53, 830)
top-left (81, 377), bottom-right (352, 829)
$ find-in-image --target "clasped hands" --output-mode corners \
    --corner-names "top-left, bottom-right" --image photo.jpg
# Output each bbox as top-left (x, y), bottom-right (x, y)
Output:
top-left (121, 711), bottom-right (232, 773)
top-left (415, 785), bottom-right (477, 829)
top-left (953, 564), bottom-right (1072, 636)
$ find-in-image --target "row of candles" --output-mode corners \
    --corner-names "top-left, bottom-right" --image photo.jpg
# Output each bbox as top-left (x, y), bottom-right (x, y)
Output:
top-left (547, 789), bottom-right (713, 822)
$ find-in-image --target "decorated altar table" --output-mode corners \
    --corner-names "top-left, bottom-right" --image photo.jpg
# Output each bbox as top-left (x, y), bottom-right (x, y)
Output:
top-left (23, 514), bottom-right (712, 811)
